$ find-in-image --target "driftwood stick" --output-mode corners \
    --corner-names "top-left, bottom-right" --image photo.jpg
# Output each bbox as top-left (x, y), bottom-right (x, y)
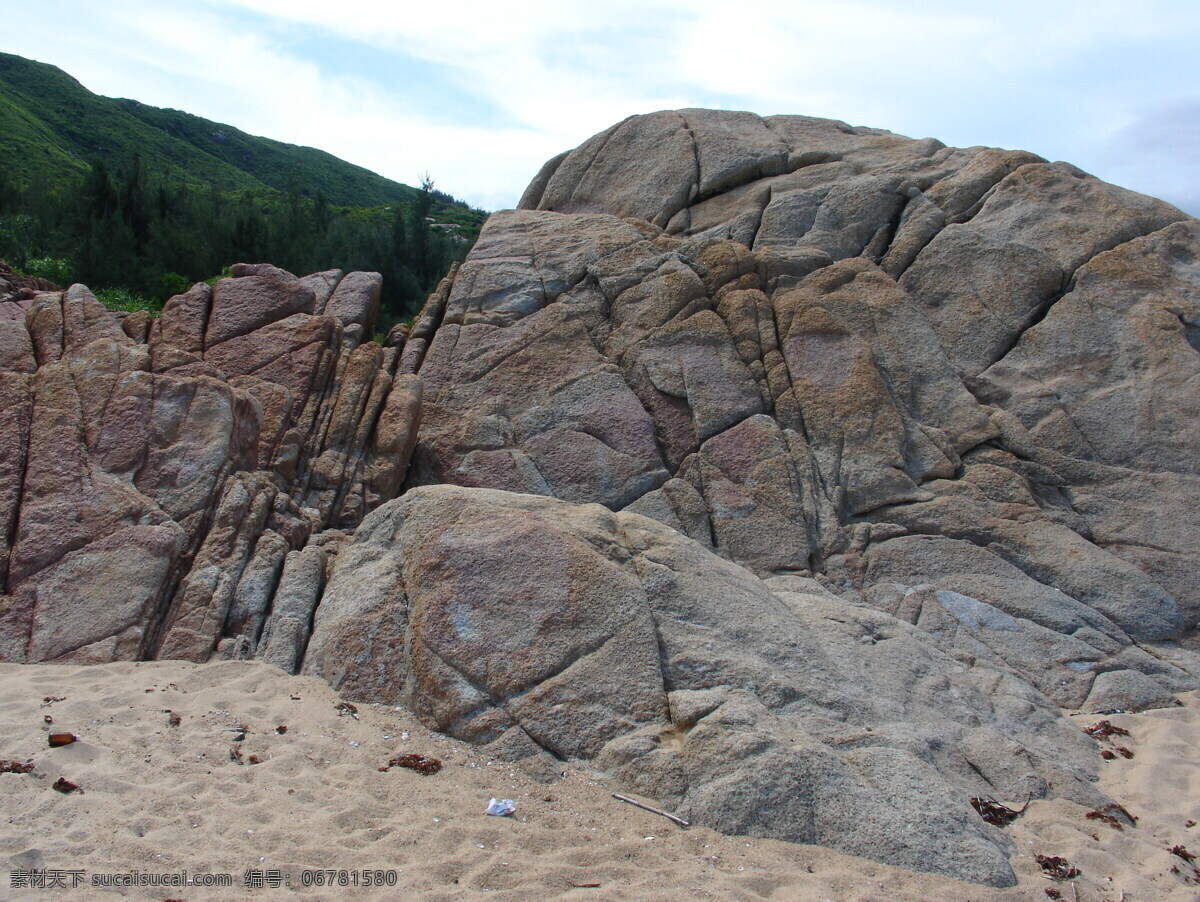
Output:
top-left (612, 793), bottom-right (690, 828)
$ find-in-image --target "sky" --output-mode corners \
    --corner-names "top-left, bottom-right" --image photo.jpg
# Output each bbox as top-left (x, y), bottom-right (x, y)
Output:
top-left (3, 0), bottom-right (1199, 214)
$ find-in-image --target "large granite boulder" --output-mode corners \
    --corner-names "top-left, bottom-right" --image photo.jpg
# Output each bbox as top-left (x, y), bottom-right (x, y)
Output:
top-left (3, 110), bottom-right (1200, 885)
top-left (304, 484), bottom-right (1110, 886)
top-left (410, 111), bottom-right (1200, 715)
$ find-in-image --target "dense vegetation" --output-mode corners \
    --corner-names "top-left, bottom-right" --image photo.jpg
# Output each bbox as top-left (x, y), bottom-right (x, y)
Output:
top-left (0, 52), bottom-right (487, 326)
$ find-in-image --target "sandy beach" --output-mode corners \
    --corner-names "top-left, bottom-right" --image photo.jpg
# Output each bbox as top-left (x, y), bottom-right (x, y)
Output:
top-left (1, 660), bottom-right (1197, 901)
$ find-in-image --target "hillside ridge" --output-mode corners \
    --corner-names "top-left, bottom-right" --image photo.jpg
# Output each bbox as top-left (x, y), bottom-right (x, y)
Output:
top-left (0, 51), bottom-right (417, 207)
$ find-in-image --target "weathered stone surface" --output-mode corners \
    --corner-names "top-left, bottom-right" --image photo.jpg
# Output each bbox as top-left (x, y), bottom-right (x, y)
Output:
top-left (0, 372), bottom-right (32, 592)
top-left (219, 528), bottom-right (290, 656)
top-left (529, 111), bottom-right (699, 227)
top-left (0, 262), bottom-right (421, 666)
top-left (493, 111), bottom-right (1200, 644)
top-left (307, 485), bottom-right (1115, 886)
top-left (26, 286), bottom-right (131, 366)
top-left (346, 110), bottom-right (1199, 878)
top-left (150, 282), bottom-right (211, 354)
top-left (257, 537), bottom-right (335, 673)
top-left (363, 373), bottom-right (422, 506)
top-left (22, 524), bottom-right (183, 663)
top-left (324, 270), bottom-right (382, 333)
top-left (973, 219), bottom-right (1200, 473)
top-left (205, 267), bottom-right (316, 348)
top-left (3, 109), bottom-right (1200, 886)
top-left (674, 414), bottom-right (814, 574)
top-left (155, 472), bottom-right (282, 662)
top-left (0, 317), bottom-right (36, 373)
top-left (409, 275), bottom-right (669, 508)
top-left (299, 269), bottom-right (343, 315)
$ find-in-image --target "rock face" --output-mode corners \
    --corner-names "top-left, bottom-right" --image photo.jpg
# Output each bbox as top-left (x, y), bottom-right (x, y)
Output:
top-left (305, 485), bottom-right (1107, 886)
top-left (3, 110), bottom-right (1200, 885)
top-left (0, 261), bottom-right (60, 335)
top-left (0, 267), bottom-right (410, 666)
top-left (0, 260), bottom-right (59, 305)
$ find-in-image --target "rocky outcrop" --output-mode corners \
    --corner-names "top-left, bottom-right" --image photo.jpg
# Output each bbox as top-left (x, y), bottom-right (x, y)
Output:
top-left (0, 260), bottom-right (59, 305)
top-left (414, 113), bottom-right (1200, 705)
top-left (0, 261), bottom-right (59, 334)
top-left (0, 266), bottom-right (415, 666)
top-left (3, 110), bottom-right (1200, 885)
top-left (304, 485), bottom-right (1113, 885)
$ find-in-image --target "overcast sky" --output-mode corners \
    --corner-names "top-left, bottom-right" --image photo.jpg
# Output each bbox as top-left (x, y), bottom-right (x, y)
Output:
top-left (4, 0), bottom-right (1199, 214)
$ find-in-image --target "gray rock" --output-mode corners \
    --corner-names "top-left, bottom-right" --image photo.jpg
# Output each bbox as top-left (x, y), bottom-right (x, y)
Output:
top-left (258, 542), bottom-right (330, 673)
top-left (1084, 669), bottom-right (1177, 713)
top-left (306, 485), bottom-right (1121, 887)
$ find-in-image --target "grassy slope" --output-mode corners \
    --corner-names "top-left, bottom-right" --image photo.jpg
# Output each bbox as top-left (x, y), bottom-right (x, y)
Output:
top-left (115, 100), bottom-right (416, 207)
top-left (0, 82), bottom-right (89, 188)
top-left (0, 53), bottom-right (264, 193)
top-left (0, 52), bottom-right (420, 208)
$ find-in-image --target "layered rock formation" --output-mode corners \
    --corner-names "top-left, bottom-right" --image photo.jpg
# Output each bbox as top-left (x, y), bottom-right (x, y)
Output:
top-left (0, 263), bottom-right (410, 666)
top-left (3, 110), bottom-right (1200, 885)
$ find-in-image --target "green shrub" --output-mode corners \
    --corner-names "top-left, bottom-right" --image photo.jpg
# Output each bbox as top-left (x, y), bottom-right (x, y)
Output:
top-left (157, 271), bottom-right (193, 298)
top-left (204, 266), bottom-right (232, 287)
top-left (21, 256), bottom-right (72, 285)
top-left (93, 286), bottom-right (162, 315)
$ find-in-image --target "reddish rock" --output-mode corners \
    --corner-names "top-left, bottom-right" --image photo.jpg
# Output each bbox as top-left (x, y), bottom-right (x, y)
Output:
top-left (205, 267), bottom-right (316, 348)
top-left (324, 270), bottom-right (382, 333)
top-left (151, 282), bottom-right (211, 354)
top-left (0, 263), bottom-right (416, 666)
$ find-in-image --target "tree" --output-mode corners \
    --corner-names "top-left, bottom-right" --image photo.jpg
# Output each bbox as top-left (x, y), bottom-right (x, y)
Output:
top-left (0, 158), bottom-right (481, 322)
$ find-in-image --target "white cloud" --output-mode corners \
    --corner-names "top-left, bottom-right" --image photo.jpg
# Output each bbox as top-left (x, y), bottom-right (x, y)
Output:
top-left (2, 0), bottom-right (1199, 211)
top-left (1093, 99), bottom-right (1200, 215)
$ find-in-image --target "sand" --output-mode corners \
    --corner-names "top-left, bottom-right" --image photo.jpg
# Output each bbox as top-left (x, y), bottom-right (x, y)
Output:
top-left (2, 660), bottom-right (1198, 901)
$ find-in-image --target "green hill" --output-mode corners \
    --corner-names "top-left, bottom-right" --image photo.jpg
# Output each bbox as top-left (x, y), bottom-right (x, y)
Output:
top-left (0, 52), bottom-right (485, 324)
top-left (0, 52), bottom-right (421, 207)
